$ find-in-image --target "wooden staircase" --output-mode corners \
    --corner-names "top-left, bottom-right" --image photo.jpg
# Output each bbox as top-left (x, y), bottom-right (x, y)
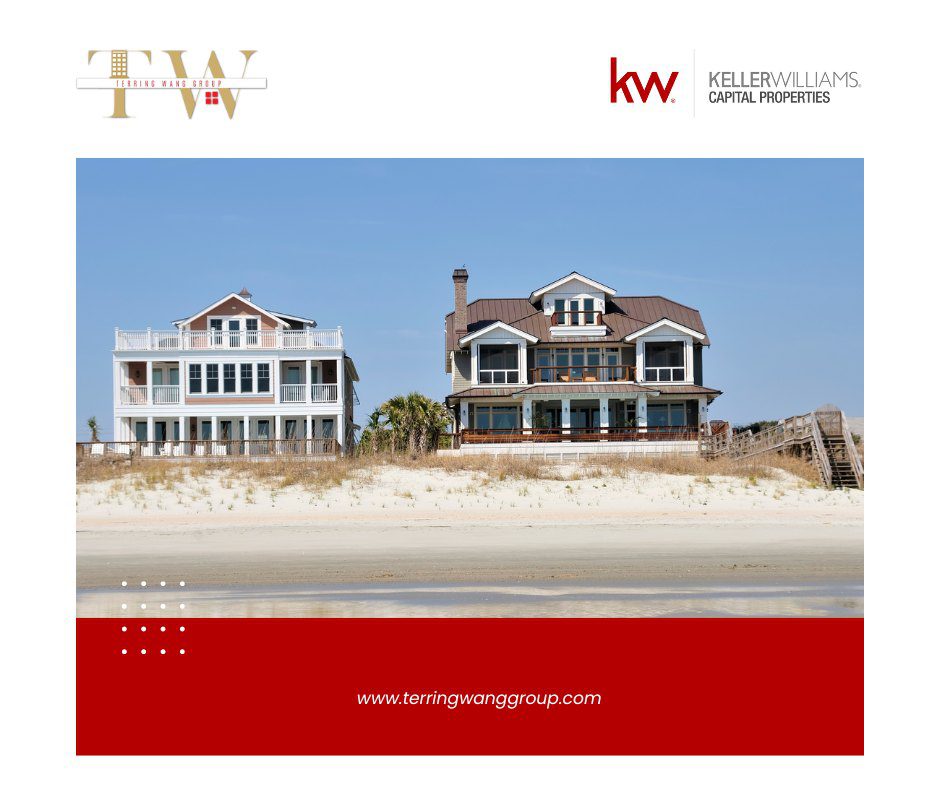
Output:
top-left (701, 407), bottom-right (863, 489)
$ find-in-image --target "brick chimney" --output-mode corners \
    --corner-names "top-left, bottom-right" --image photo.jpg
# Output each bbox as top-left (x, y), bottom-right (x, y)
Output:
top-left (452, 268), bottom-right (469, 338)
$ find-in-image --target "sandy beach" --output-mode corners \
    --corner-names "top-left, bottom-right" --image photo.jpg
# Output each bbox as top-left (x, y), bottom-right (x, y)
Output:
top-left (76, 463), bottom-right (863, 617)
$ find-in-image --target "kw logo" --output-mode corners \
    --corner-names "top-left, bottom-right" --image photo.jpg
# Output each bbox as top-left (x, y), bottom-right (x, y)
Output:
top-left (610, 58), bottom-right (679, 104)
top-left (78, 50), bottom-right (266, 119)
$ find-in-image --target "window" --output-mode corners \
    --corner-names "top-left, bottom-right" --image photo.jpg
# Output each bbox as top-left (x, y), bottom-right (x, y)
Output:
top-left (223, 364), bottom-right (236, 393)
top-left (570, 299), bottom-right (582, 325)
top-left (644, 342), bottom-right (685, 382)
top-left (246, 318), bottom-right (259, 346)
top-left (554, 298), bottom-right (566, 325)
top-left (189, 364), bottom-right (202, 393)
top-left (479, 345), bottom-right (519, 384)
top-left (240, 364), bottom-right (253, 393)
top-left (201, 421), bottom-right (212, 440)
top-left (647, 403), bottom-right (686, 427)
top-left (285, 419), bottom-right (297, 439)
top-left (210, 318), bottom-right (223, 346)
top-left (322, 419), bottom-right (335, 439)
top-left (257, 363), bottom-right (270, 393)
top-left (206, 364), bottom-right (219, 393)
top-left (583, 298), bottom-right (595, 325)
top-left (475, 406), bottom-right (520, 432)
top-left (606, 348), bottom-right (622, 381)
top-left (535, 349), bottom-right (552, 382)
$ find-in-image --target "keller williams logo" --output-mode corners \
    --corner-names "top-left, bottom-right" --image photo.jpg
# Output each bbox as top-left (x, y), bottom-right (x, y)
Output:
top-left (609, 58), bottom-right (679, 103)
top-left (76, 49), bottom-right (266, 119)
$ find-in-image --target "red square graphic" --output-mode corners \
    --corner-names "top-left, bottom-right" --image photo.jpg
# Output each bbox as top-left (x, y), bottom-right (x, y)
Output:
top-left (205, 91), bottom-right (219, 105)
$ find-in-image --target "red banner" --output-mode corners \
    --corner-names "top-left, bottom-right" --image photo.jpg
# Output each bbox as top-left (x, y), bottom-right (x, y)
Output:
top-left (76, 618), bottom-right (863, 755)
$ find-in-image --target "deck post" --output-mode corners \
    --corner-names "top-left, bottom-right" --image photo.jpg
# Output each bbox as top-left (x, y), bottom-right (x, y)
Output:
top-left (637, 394), bottom-right (648, 438)
top-left (561, 398), bottom-right (571, 436)
top-left (243, 416), bottom-right (250, 456)
top-left (522, 399), bottom-right (532, 431)
top-left (306, 414), bottom-right (313, 454)
top-left (145, 359), bottom-right (153, 405)
top-left (178, 416), bottom-right (186, 454)
top-left (599, 396), bottom-right (610, 435)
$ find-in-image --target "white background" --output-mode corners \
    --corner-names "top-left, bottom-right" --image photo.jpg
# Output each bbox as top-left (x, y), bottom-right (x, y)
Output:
top-left (3, 0), bottom-right (938, 785)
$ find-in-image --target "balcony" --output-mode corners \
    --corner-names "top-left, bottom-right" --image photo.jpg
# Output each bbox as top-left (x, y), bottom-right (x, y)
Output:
top-left (115, 328), bottom-right (344, 352)
top-left (550, 310), bottom-right (604, 326)
top-left (119, 385), bottom-right (181, 405)
top-left (529, 365), bottom-right (637, 384)
top-left (280, 383), bottom-right (339, 404)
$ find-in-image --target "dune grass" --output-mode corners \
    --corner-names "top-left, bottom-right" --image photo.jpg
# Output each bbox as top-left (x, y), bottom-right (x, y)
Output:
top-left (76, 448), bottom-right (821, 493)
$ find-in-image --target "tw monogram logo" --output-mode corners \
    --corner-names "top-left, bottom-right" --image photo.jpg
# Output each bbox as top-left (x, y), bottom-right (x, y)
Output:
top-left (609, 58), bottom-right (679, 104)
top-left (80, 50), bottom-right (266, 119)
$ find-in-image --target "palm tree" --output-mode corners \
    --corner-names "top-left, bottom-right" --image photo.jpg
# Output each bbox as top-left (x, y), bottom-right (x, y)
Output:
top-left (360, 407), bottom-right (386, 455)
top-left (378, 392), bottom-right (449, 455)
top-left (87, 416), bottom-right (100, 443)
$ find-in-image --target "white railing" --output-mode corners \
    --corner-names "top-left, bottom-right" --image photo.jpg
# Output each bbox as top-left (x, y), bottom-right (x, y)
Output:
top-left (120, 386), bottom-right (148, 405)
top-left (311, 384), bottom-right (338, 403)
top-left (115, 328), bottom-right (343, 351)
top-left (280, 384), bottom-right (306, 402)
top-left (153, 385), bottom-right (180, 405)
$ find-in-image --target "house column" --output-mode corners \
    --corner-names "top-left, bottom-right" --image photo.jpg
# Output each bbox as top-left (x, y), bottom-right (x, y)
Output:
top-left (460, 401), bottom-right (469, 431)
top-left (113, 416), bottom-right (121, 443)
top-left (635, 341), bottom-right (645, 383)
top-left (336, 357), bottom-right (346, 453)
top-left (210, 415), bottom-right (219, 441)
top-left (306, 360), bottom-right (313, 405)
top-left (275, 414), bottom-right (283, 440)
top-left (561, 398), bottom-right (571, 436)
top-left (146, 415), bottom-right (155, 444)
top-left (599, 396), bottom-right (609, 435)
top-left (698, 398), bottom-right (708, 435)
top-left (243, 416), bottom-right (251, 455)
top-left (637, 394), bottom-right (648, 439)
top-left (178, 416), bottom-right (187, 454)
top-left (273, 361), bottom-right (281, 404)
top-left (145, 360), bottom-right (154, 404)
top-left (306, 414), bottom-right (313, 453)
top-left (522, 399), bottom-right (533, 432)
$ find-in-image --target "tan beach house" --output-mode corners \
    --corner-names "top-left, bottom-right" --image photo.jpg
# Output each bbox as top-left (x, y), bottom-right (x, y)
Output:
top-left (109, 289), bottom-right (359, 456)
top-left (444, 270), bottom-right (721, 454)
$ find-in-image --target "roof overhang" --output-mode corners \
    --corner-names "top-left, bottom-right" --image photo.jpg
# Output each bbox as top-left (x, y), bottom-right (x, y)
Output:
top-left (623, 318), bottom-right (706, 342)
top-left (173, 292), bottom-right (291, 328)
top-left (529, 272), bottom-right (616, 304)
top-left (270, 310), bottom-right (317, 327)
top-left (457, 321), bottom-right (539, 347)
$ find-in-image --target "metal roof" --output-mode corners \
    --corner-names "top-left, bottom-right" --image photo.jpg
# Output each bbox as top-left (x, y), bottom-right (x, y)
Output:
top-left (445, 296), bottom-right (710, 352)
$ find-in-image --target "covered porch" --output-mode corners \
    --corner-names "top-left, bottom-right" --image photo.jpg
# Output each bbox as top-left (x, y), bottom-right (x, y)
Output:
top-left (452, 389), bottom-right (710, 448)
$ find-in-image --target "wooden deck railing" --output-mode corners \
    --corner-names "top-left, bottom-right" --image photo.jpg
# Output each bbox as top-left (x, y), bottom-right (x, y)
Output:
top-left (460, 425), bottom-right (700, 445)
top-left (529, 365), bottom-right (637, 383)
top-left (550, 311), bottom-right (604, 327)
top-left (77, 438), bottom-right (338, 459)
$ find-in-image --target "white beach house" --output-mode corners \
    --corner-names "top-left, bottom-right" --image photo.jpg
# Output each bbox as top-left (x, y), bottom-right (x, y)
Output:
top-left (108, 289), bottom-right (358, 456)
top-left (444, 270), bottom-right (721, 454)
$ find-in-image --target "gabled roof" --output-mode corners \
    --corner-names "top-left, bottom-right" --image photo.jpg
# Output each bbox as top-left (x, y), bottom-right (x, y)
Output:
top-left (623, 317), bottom-right (706, 342)
top-left (529, 271), bottom-right (616, 303)
top-left (457, 320), bottom-right (539, 347)
top-left (445, 295), bottom-right (709, 352)
top-left (173, 292), bottom-right (298, 328)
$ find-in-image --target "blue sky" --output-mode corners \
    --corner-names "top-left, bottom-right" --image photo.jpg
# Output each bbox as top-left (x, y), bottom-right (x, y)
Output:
top-left (77, 159), bottom-right (862, 439)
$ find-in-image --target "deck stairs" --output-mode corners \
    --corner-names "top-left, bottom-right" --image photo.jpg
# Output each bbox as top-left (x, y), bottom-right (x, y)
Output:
top-left (701, 407), bottom-right (863, 489)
